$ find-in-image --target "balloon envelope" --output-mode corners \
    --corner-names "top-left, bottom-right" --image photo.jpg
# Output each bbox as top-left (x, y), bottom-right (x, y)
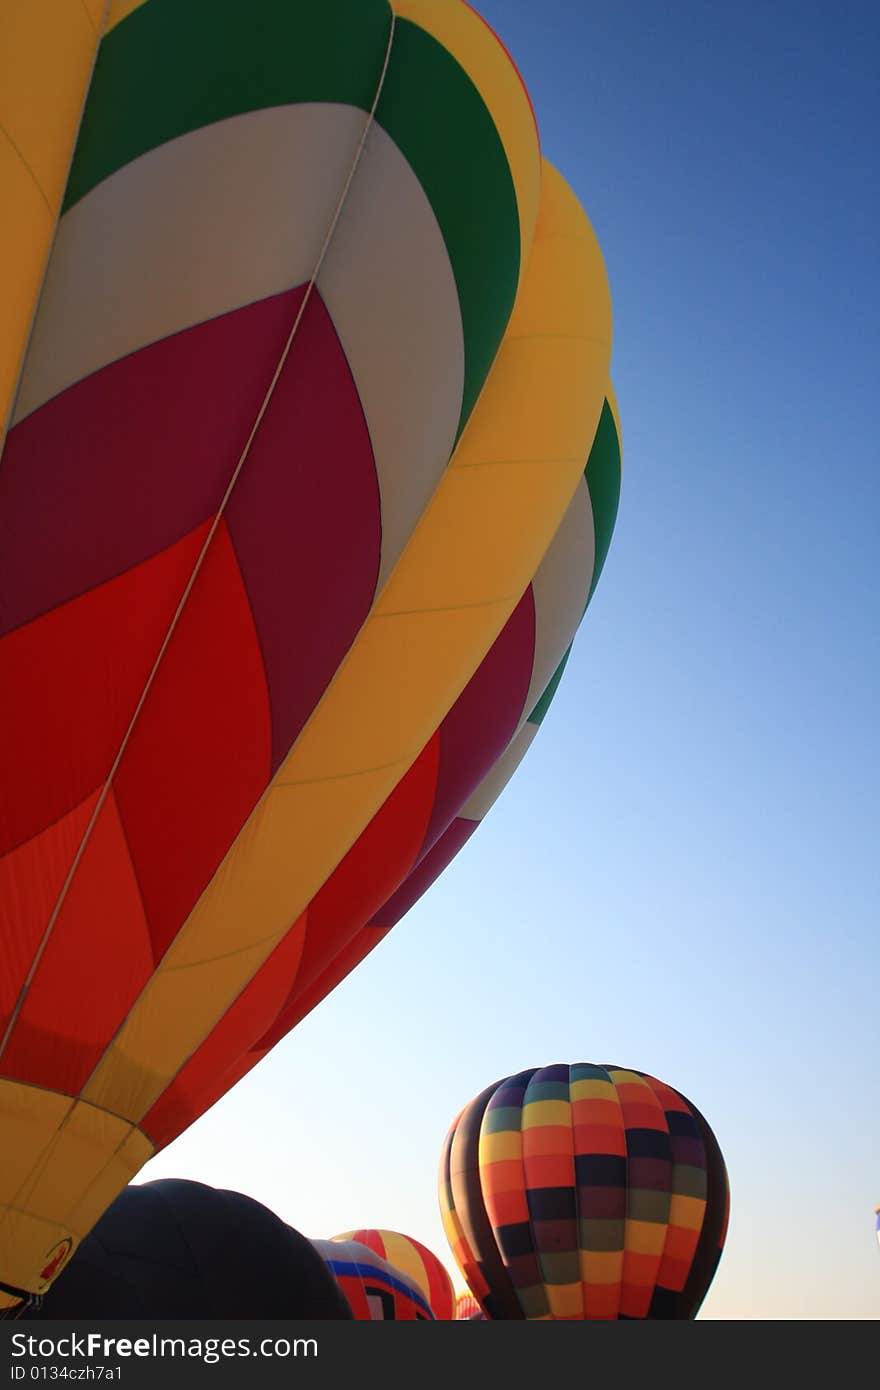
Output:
top-left (29, 1179), bottom-right (351, 1320)
top-left (0, 0), bottom-right (613, 1303)
top-left (332, 1229), bottom-right (456, 1320)
top-left (439, 1064), bottom-right (730, 1320)
top-left (311, 1238), bottom-right (432, 1320)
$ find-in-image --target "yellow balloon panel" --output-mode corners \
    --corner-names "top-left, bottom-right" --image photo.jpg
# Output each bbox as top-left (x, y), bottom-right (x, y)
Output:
top-left (0, 1081), bottom-right (153, 1301)
top-left (0, 0), bottom-right (103, 444)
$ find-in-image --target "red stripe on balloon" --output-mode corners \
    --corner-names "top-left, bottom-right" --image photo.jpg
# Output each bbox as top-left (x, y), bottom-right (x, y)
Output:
top-left (0, 524), bottom-right (210, 858)
top-left (0, 790), bottom-right (154, 1093)
top-left (114, 520), bottom-right (271, 962)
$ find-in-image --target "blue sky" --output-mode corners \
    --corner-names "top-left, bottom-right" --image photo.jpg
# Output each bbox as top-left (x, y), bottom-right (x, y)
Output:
top-left (140, 1), bottom-right (880, 1318)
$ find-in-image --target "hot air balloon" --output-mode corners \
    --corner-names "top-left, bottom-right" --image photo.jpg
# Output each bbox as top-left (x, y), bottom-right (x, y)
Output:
top-left (331, 1229), bottom-right (456, 1320)
top-left (0, 0), bottom-right (614, 1308)
top-left (28, 1180), bottom-right (351, 1319)
top-left (439, 1065), bottom-right (730, 1320)
top-left (311, 1238), bottom-right (433, 1320)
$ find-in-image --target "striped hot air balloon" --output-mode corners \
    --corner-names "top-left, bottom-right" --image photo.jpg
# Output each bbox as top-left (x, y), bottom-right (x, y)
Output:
top-left (312, 1238), bottom-right (433, 1320)
top-left (332, 1229), bottom-right (456, 1320)
top-left (0, 0), bottom-right (614, 1307)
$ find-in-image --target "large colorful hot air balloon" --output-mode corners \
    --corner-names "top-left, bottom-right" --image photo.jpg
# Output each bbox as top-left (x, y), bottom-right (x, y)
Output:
top-left (332, 1229), bottom-right (456, 1320)
top-left (440, 1065), bottom-right (730, 1320)
top-left (311, 1238), bottom-right (433, 1320)
top-left (0, 0), bottom-right (614, 1306)
top-left (30, 1180), bottom-right (351, 1319)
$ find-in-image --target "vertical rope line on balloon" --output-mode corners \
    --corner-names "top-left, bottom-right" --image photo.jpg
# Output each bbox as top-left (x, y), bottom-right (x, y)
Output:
top-left (0, 12), bottom-right (397, 1066)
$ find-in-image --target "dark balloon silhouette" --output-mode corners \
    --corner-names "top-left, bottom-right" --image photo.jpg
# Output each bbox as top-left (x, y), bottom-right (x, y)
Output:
top-left (29, 1179), bottom-right (351, 1320)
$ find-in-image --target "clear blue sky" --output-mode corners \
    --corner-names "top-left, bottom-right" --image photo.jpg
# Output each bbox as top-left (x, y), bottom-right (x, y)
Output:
top-left (139, 1), bottom-right (880, 1319)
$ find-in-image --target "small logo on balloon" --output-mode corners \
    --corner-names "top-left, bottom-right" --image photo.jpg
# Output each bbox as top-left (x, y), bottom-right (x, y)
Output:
top-left (40, 1237), bottom-right (73, 1281)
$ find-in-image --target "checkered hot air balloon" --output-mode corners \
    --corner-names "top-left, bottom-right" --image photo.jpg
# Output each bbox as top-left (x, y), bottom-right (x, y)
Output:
top-left (439, 1065), bottom-right (730, 1319)
top-left (0, 0), bottom-right (615, 1308)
